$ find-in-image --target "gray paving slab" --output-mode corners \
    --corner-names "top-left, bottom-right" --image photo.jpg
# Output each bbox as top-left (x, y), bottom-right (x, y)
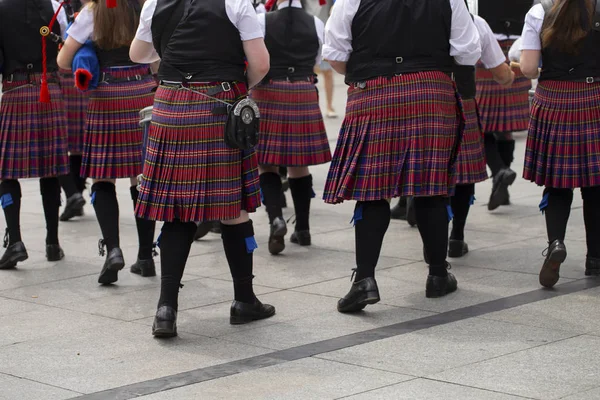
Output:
top-left (560, 387), bottom-right (600, 400)
top-left (133, 358), bottom-right (410, 400)
top-left (0, 373), bottom-right (79, 400)
top-left (431, 334), bottom-right (600, 400)
top-left (0, 297), bottom-right (43, 317)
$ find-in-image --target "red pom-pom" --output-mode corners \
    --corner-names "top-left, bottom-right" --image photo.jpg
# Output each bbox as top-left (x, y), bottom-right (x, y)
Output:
top-left (75, 69), bottom-right (93, 91)
top-left (319, 0), bottom-right (326, 5)
top-left (106, 0), bottom-right (117, 8)
top-left (40, 80), bottom-right (51, 103)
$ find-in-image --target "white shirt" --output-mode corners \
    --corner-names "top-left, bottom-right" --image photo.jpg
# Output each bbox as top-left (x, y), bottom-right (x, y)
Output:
top-left (520, 4), bottom-right (544, 51)
top-left (474, 15), bottom-right (507, 69)
top-left (66, 4), bottom-right (93, 44)
top-left (256, 0), bottom-right (325, 65)
top-left (255, 3), bottom-right (267, 14)
top-left (322, 0), bottom-right (481, 66)
top-left (135, 0), bottom-right (264, 43)
top-left (51, 0), bottom-right (68, 38)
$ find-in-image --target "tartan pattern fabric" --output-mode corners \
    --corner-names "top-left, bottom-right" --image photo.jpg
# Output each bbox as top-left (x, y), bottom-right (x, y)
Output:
top-left (0, 74), bottom-right (69, 179)
top-left (251, 80), bottom-right (331, 166)
top-left (59, 70), bottom-right (89, 154)
top-left (455, 98), bottom-right (488, 185)
top-left (476, 39), bottom-right (531, 133)
top-left (81, 66), bottom-right (156, 179)
top-left (135, 83), bottom-right (261, 223)
top-left (323, 72), bottom-right (463, 204)
top-left (523, 80), bottom-right (600, 188)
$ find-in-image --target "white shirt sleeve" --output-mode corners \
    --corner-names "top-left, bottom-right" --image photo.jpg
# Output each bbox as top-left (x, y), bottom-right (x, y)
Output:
top-left (135, 0), bottom-right (157, 43)
top-left (322, 0), bottom-right (359, 62)
top-left (226, 0), bottom-right (265, 41)
top-left (473, 15), bottom-right (507, 69)
top-left (314, 16), bottom-right (324, 65)
top-left (52, 0), bottom-right (68, 37)
top-left (520, 4), bottom-right (544, 51)
top-left (255, 3), bottom-right (266, 14)
top-left (66, 5), bottom-right (94, 44)
top-left (449, 0), bottom-right (482, 65)
top-left (256, 12), bottom-right (266, 36)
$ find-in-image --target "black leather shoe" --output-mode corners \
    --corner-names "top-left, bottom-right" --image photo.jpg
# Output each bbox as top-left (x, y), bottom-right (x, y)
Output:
top-left (0, 242), bottom-right (28, 270)
top-left (130, 258), bottom-right (156, 277)
top-left (539, 239), bottom-right (567, 288)
top-left (390, 198), bottom-right (407, 220)
top-left (46, 244), bottom-right (65, 262)
top-left (426, 272), bottom-right (458, 298)
top-left (585, 257), bottom-right (600, 276)
top-left (290, 230), bottom-right (311, 246)
top-left (338, 277), bottom-right (380, 313)
top-left (152, 305), bottom-right (177, 338)
top-left (448, 239), bottom-right (469, 258)
top-left (230, 299), bottom-right (276, 325)
top-left (268, 217), bottom-right (287, 255)
top-left (59, 193), bottom-right (86, 222)
top-left (488, 169), bottom-right (516, 211)
top-left (194, 222), bottom-right (212, 241)
top-left (210, 221), bottom-right (222, 234)
top-left (406, 197), bottom-right (417, 227)
top-left (98, 247), bottom-right (125, 285)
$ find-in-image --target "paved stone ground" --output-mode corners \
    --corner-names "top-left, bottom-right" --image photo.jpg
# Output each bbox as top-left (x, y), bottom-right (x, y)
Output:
top-left (1, 75), bottom-right (599, 400)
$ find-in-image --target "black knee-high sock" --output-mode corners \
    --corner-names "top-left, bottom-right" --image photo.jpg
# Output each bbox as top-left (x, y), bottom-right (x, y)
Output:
top-left (130, 186), bottom-right (156, 260)
top-left (354, 200), bottom-right (391, 281)
top-left (543, 188), bottom-right (573, 243)
top-left (414, 196), bottom-right (449, 276)
top-left (582, 186), bottom-right (600, 259)
top-left (59, 174), bottom-right (79, 198)
top-left (221, 220), bottom-right (257, 303)
top-left (0, 180), bottom-right (22, 245)
top-left (40, 178), bottom-right (61, 245)
top-left (484, 133), bottom-right (506, 176)
top-left (450, 184), bottom-right (475, 241)
top-left (260, 172), bottom-right (283, 224)
top-left (91, 182), bottom-right (120, 253)
top-left (288, 175), bottom-right (312, 231)
top-left (158, 220), bottom-right (197, 310)
top-left (497, 139), bottom-right (515, 169)
top-left (70, 155), bottom-right (86, 193)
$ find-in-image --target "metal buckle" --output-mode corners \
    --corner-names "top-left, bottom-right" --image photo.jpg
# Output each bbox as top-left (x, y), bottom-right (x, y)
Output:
top-left (221, 82), bottom-right (232, 92)
top-left (6, 74), bottom-right (13, 83)
top-left (395, 57), bottom-right (403, 64)
top-left (184, 73), bottom-right (193, 80)
top-left (101, 72), bottom-right (108, 83)
top-left (586, 77), bottom-right (595, 84)
top-left (353, 82), bottom-right (366, 89)
top-left (287, 67), bottom-right (295, 74)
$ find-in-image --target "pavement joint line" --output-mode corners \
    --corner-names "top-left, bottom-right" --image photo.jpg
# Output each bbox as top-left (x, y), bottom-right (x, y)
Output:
top-left (70, 277), bottom-right (600, 400)
top-left (418, 378), bottom-right (538, 400)
top-left (0, 371), bottom-right (85, 395)
top-left (333, 378), bottom-right (421, 400)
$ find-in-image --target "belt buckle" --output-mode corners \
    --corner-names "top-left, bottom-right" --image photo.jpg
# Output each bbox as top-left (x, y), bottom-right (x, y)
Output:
top-left (287, 67), bottom-right (295, 74)
top-left (353, 82), bottom-right (366, 89)
top-left (135, 74), bottom-right (142, 81)
top-left (101, 72), bottom-right (108, 83)
top-left (395, 57), bottom-right (403, 64)
top-left (586, 77), bottom-right (595, 84)
top-left (6, 74), bottom-right (14, 84)
top-left (221, 82), bottom-right (232, 92)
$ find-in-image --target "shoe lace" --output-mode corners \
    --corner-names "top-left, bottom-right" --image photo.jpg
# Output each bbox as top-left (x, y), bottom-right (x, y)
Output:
top-left (152, 242), bottom-right (159, 258)
top-left (2, 229), bottom-right (8, 248)
top-left (542, 247), bottom-right (549, 258)
top-left (286, 214), bottom-right (296, 225)
top-left (446, 262), bottom-right (452, 270)
top-left (98, 239), bottom-right (106, 257)
top-left (350, 268), bottom-right (357, 282)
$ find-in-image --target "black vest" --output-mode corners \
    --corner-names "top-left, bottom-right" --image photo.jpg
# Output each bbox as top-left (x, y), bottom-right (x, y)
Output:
top-left (152, 0), bottom-right (246, 82)
top-left (94, 2), bottom-right (140, 68)
top-left (478, 0), bottom-right (531, 36)
top-left (0, 0), bottom-right (61, 75)
top-left (540, 30), bottom-right (600, 81)
top-left (454, 12), bottom-right (476, 99)
top-left (264, 7), bottom-right (319, 80)
top-left (345, 0), bottom-right (454, 83)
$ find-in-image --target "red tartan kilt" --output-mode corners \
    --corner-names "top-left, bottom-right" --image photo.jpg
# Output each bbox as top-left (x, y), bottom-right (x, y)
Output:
top-left (454, 98), bottom-right (488, 185)
top-left (251, 80), bottom-right (331, 166)
top-left (59, 69), bottom-right (89, 154)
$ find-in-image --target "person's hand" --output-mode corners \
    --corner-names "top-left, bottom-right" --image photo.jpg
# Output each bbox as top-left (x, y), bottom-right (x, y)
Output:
top-left (501, 70), bottom-right (515, 88)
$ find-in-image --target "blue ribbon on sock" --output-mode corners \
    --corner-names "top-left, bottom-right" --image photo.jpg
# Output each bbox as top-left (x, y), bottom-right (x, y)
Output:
top-left (245, 236), bottom-right (258, 253)
top-left (350, 204), bottom-right (363, 226)
top-left (469, 195), bottom-right (476, 206)
top-left (0, 193), bottom-right (13, 209)
top-left (446, 204), bottom-right (454, 222)
top-left (539, 192), bottom-right (549, 214)
top-left (91, 191), bottom-right (97, 205)
top-left (155, 232), bottom-right (162, 248)
top-left (260, 188), bottom-right (264, 204)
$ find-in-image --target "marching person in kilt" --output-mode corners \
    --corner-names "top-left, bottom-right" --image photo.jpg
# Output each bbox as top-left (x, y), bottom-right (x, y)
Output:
top-left (58, 0), bottom-right (158, 285)
top-left (130, 0), bottom-right (275, 337)
top-left (252, 0), bottom-right (331, 255)
top-left (0, 0), bottom-right (70, 270)
top-left (58, 0), bottom-right (89, 222)
top-left (449, 12), bottom-right (516, 258)
top-left (520, 0), bottom-right (600, 287)
top-left (323, 0), bottom-right (481, 312)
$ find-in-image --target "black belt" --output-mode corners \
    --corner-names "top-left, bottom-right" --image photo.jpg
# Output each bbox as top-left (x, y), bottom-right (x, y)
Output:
top-left (100, 72), bottom-right (153, 84)
top-left (3, 71), bottom-right (58, 84)
top-left (579, 77), bottom-right (600, 84)
top-left (351, 71), bottom-right (455, 89)
top-left (266, 76), bottom-right (315, 83)
top-left (160, 81), bottom-right (239, 115)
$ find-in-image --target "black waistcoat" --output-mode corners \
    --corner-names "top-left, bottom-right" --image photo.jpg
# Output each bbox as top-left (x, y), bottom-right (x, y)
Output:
top-left (478, 0), bottom-right (531, 36)
top-left (0, 0), bottom-right (61, 75)
top-left (346, 0), bottom-right (454, 83)
top-left (540, 30), bottom-right (600, 81)
top-left (152, 0), bottom-right (246, 82)
top-left (264, 7), bottom-right (319, 80)
top-left (453, 12), bottom-right (476, 99)
top-left (94, 2), bottom-right (140, 68)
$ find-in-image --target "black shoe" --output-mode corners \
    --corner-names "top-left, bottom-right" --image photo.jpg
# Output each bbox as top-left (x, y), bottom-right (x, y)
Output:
top-left (0, 242), bottom-right (28, 270)
top-left (448, 239), bottom-right (469, 258)
top-left (210, 221), bottom-right (222, 234)
top-left (390, 197), bottom-right (407, 220)
top-left (501, 192), bottom-right (511, 206)
top-left (268, 217), bottom-right (287, 255)
top-left (230, 298), bottom-right (276, 325)
top-left (539, 239), bottom-right (567, 288)
top-left (59, 193), bottom-right (86, 222)
top-left (46, 244), bottom-right (65, 262)
top-left (194, 222), bottom-right (212, 241)
top-left (426, 269), bottom-right (458, 298)
top-left (290, 230), bottom-right (311, 246)
top-left (152, 305), bottom-right (178, 338)
top-left (406, 197), bottom-right (417, 227)
top-left (488, 169), bottom-right (517, 211)
top-left (338, 276), bottom-right (380, 313)
top-left (98, 246), bottom-right (125, 285)
top-left (585, 257), bottom-right (600, 277)
top-left (130, 258), bottom-right (156, 277)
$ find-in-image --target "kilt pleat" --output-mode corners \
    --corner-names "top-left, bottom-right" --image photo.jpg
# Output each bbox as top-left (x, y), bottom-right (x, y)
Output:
top-left (0, 74), bottom-right (69, 179)
top-left (475, 39), bottom-right (531, 133)
top-left (323, 71), bottom-right (463, 204)
top-left (81, 65), bottom-right (156, 179)
top-left (523, 80), bottom-right (600, 188)
top-left (455, 98), bottom-right (488, 185)
top-left (135, 83), bottom-right (261, 223)
top-left (59, 69), bottom-right (89, 154)
top-left (251, 80), bottom-right (331, 166)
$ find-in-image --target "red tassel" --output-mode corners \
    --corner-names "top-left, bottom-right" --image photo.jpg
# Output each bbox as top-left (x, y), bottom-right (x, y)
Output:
top-left (106, 0), bottom-right (117, 8)
top-left (75, 69), bottom-right (92, 91)
top-left (319, 0), bottom-right (326, 5)
top-left (265, 0), bottom-right (276, 11)
top-left (40, 80), bottom-right (51, 103)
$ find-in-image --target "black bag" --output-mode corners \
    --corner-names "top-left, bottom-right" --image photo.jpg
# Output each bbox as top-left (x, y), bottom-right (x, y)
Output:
top-left (224, 97), bottom-right (260, 150)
